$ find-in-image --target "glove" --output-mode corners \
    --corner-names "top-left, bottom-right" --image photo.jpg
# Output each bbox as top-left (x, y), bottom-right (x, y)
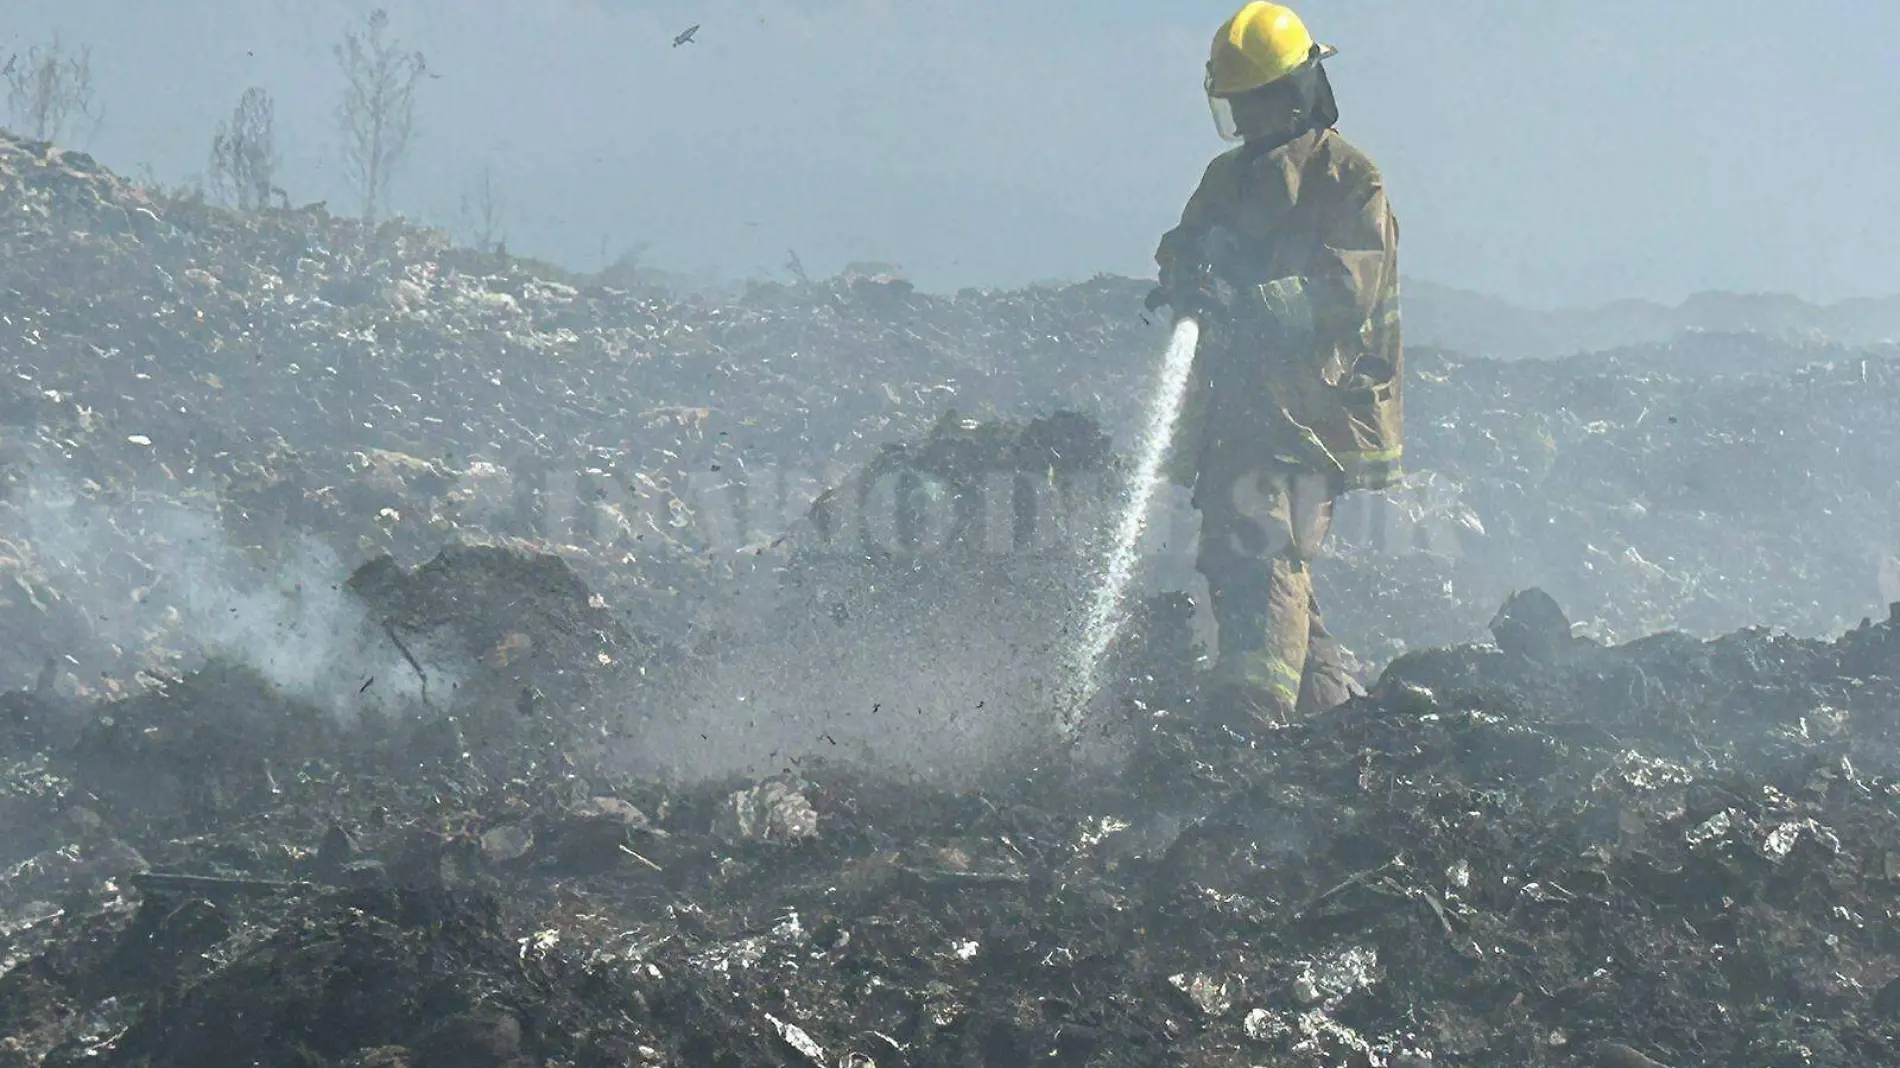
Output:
top-left (1148, 264), bottom-right (1237, 323)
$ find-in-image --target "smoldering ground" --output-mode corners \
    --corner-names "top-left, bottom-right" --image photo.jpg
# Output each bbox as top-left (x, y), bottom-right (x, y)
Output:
top-left (0, 460), bottom-right (460, 718)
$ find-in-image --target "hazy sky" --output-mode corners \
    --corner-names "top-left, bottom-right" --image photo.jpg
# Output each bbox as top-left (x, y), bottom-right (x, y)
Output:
top-left (5, 0), bottom-right (1897, 307)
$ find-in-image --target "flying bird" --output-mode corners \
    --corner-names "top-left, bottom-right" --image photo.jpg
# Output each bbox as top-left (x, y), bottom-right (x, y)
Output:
top-left (673, 24), bottom-right (699, 47)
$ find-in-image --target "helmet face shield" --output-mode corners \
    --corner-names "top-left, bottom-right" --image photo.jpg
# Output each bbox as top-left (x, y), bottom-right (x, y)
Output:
top-left (1206, 50), bottom-right (1336, 145)
top-left (1205, 70), bottom-right (1242, 142)
top-left (1208, 93), bottom-right (1242, 142)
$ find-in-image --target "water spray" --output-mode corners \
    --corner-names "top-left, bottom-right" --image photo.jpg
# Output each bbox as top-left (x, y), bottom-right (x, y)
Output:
top-left (1060, 316), bottom-right (1202, 738)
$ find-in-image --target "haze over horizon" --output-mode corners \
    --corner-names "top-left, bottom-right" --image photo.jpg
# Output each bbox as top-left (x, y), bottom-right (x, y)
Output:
top-left (4, 0), bottom-right (1895, 309)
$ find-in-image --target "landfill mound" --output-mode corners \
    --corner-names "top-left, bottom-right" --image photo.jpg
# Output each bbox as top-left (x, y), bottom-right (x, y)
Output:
top-left (1320, 338), bottom-right (1900, 666)
top-left (1406, 279), bottom-right (1900, 360)
top-left (0, 130), bottom-right (1158, 696)
top-left (4, 130), bottom-right (1897, 699)
top-left (2, 546), bottom-right (1899, 1066)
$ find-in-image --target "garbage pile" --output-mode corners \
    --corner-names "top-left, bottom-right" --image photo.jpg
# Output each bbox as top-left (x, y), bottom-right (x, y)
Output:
top-left (2, 543), bottom-right (1899, 1066)
top-left (0, 130), bottom-right (1156, 692)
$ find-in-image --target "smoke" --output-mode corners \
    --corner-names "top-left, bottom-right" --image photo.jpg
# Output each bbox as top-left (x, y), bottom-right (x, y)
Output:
top-left (0, 466), bottom-right (437, 716)
top-left (1880, 554), bottom-right (1900, 613)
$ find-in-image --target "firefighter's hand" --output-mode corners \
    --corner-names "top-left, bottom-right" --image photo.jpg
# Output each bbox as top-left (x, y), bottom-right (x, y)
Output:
top-left (1158, 272), bottom-right (1237, 323)
top-left (1146, 282), bottom-right (1209, 321)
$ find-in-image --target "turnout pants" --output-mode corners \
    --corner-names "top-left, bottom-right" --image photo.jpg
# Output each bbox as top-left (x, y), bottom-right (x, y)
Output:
top-left (1193, 464), bottom-right (1355, 722)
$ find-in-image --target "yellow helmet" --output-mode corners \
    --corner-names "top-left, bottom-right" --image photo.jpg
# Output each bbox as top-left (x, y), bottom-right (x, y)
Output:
top-left (1206, 3), bottom-right (1337, 99)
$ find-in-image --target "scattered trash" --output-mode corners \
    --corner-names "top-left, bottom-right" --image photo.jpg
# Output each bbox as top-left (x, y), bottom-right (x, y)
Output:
top-left (764, 1013), bottom-right (826, 1064)
top-left (716, 779), bottom-right (819, 843)
top-left (478, 822), bottom-right (533, 864)
top-left (1168, 971), bottom-right (1235, 1017)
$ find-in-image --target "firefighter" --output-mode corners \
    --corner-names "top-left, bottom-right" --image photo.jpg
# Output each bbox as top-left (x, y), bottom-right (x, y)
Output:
top-left (1147, 2), bottom-right (1403, 725)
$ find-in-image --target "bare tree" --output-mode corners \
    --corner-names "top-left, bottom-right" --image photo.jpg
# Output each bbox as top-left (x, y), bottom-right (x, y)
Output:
top-left (208, 87), bottom-right (280, 211)
top-left (457, 165), bottom-right (506, 252)
top-left (334, 9), bottom-right (428, 224)
top-left (3, 33), bottom-right (102, 144)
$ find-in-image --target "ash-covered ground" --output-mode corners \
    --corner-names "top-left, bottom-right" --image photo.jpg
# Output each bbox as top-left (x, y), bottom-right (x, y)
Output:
top-left (4, 132), bottom-right (1900, 1067)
